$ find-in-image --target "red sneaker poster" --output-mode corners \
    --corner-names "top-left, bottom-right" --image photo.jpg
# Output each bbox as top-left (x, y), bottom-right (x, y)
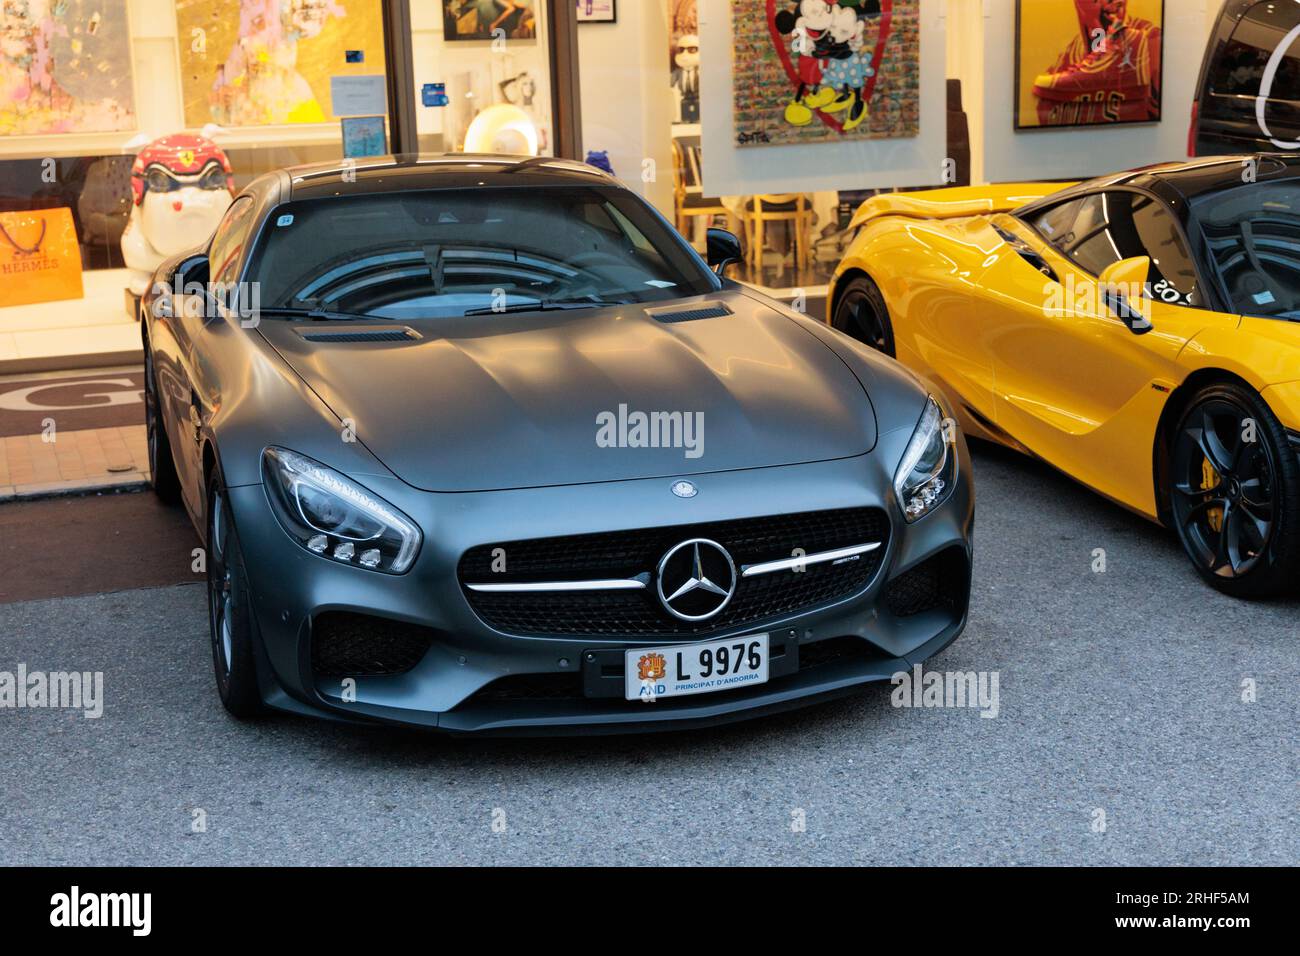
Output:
top-left (1015, 0), bottom-right (1163, 130)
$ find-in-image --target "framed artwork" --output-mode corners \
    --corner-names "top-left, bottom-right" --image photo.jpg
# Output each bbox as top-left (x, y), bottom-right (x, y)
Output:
top-left (341, 115), bottom-right (387, 157)
top-left (731, 0), bottom-right (921, 148)
top-left (1014, 0), bottom-right (1164, 130)
top-left (576, 1), bottom-right (616, 23)
top-left (175, 0), bottom-right (386, 128)
top-left (443, 1), bottom-right (538, 41)
top-left (0, 0), bottom-right (136, 136)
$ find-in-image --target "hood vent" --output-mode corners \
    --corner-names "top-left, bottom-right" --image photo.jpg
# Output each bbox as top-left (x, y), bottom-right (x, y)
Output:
top-left (297, 326), bottom-right (421, 343)
top-left (646, 301), bottom-right (733, 324)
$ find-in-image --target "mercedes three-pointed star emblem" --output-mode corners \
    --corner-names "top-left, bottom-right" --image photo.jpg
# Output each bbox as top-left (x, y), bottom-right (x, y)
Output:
top-left (655, 538), bottom-right (737, 622)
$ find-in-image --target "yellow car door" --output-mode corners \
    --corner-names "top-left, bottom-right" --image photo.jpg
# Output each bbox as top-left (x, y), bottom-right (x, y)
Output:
top-left (982, 189), bottom-right (1238, 517)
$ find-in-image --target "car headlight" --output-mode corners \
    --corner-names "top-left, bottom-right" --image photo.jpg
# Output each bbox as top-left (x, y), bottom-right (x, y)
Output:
top-left (262, 447), bottom-right (422, 573)
top-left (893, 396), bottom-right (957, 522)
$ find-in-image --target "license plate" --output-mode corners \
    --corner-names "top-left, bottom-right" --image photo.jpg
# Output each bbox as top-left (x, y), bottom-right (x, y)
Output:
top-left (624, 633), bottom-right (769, 701)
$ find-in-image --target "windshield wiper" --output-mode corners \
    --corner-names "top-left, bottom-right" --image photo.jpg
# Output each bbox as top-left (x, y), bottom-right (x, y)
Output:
top-left (252, 306), bottom-right (388, 322)
top-left (463, 298), bottom-right (628, 316)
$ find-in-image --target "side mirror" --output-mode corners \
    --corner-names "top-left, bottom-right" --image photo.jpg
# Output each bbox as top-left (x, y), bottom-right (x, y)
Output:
top-left (1098, 256), bottom-right (1153, 334)
top-left (175, 253), bottom-right (210, 291)
top-left (706, 228), bottom-right (743, 276)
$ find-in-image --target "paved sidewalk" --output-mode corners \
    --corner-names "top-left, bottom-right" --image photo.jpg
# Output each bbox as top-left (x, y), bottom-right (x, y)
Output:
top-left (0, 425), bottom-right (149, 500)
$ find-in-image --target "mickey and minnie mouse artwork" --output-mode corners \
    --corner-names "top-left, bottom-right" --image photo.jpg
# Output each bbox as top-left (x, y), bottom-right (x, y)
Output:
top-left (773, 0), bottom-right (884, 132)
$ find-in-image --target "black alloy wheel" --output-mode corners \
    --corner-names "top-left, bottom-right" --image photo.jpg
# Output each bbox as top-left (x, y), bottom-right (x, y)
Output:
top-left (1169, 383), bottom-right (1300, 597)
top-left (206, 470), bottom-right (265, 717)
top-left (832, 274), bottom-right (895, 356)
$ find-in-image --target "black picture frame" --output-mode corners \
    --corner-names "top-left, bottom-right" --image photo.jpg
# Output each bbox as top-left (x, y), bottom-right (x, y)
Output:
top-left (576, 0), bottom-right (616, 24)
top-left (1013, 0), bottom-right (1165, 131)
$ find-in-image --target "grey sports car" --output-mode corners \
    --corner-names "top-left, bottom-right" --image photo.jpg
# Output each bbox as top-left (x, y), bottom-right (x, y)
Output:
top-left (141, 154), bottom-right (974, 734)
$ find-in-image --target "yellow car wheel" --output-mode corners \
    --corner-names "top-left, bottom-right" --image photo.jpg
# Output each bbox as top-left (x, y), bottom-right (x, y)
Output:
top-left (831, 275), bottom-right (895, 357)
top-left (1168, 383), bottom-right (1300, 598)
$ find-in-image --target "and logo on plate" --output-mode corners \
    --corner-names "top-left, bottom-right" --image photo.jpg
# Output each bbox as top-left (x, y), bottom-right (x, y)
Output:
top-left (637, 653), bottom-right (667, 681)
top-left (671, 479), bottom-right (698, 498)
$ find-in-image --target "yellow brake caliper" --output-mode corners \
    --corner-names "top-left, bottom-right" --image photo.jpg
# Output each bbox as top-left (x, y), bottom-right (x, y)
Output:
top-left (1202, 457), bottom-right (1222, 532)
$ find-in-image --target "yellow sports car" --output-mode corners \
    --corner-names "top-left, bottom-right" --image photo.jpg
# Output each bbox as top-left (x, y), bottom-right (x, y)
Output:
top-left (827, 155), bottom-right (1300, 596)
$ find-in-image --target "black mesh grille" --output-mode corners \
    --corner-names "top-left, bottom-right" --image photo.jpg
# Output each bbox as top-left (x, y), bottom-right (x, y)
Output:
top-left (311, 612), bottom-right (434, 677)
top-left (459, 507), bottom-right (888, 638)
top-left (652, 305), bottom-right (732, 323)
top-left (884, 547), bottom-right (968, 618)
top-left (299, 327), bottom-right (418, 343)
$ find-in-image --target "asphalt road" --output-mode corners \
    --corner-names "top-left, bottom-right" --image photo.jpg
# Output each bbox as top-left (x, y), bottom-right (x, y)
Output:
top-left (1, 443), bottom-right (1296, 866)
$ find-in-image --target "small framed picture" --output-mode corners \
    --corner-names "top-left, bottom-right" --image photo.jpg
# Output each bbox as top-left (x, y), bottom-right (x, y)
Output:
top-left (341, 115), bottom-right (388, 158)
top-left (576, 0), bottom-right (615, 24)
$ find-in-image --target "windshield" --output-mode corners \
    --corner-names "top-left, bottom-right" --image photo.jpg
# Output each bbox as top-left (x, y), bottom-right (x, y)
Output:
top-left (247, 185), bottom-right (717, 320)
top-left (1191, 178), bottom-right (1300, 319)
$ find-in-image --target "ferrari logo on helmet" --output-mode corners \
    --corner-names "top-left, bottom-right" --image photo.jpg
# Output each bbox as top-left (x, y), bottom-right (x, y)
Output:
top-left (637, 653), bottom-right (667, 682)
top-left (178, 149), bottom-right (195, 167)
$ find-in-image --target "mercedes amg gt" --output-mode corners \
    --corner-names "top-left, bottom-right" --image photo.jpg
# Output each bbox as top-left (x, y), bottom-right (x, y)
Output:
top-left (828, 154), bottom-right (1300, 597)
top-left (142, 154), bottom-right (973, 733)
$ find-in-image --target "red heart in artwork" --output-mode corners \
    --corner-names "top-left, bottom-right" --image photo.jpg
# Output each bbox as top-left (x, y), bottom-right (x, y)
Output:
top-left (765, 0), bottom-right (894, 133)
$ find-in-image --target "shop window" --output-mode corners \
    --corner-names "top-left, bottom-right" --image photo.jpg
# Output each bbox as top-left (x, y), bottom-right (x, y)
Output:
top-left (0, 0), bottom-right (389, 357)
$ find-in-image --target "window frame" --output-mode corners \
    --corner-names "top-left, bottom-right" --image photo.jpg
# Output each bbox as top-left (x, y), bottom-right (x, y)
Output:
top-left (1016, 186), bottom-right (1215, 312)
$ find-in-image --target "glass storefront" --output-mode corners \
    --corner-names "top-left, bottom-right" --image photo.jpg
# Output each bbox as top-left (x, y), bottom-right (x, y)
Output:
top-left (0, 0), bottom-right (395, 370)
top-left (0, 0), bottom-right (1222, 373)
top-left (410, 1), bottom-right (556, 156)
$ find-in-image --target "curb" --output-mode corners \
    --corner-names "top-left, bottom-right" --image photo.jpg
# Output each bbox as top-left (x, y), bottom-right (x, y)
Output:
top-left (0, 473), bottom-right (150, 503)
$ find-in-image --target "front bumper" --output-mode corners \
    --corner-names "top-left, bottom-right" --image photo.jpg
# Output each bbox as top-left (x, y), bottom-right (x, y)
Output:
top-left (227, 431), bottom-right (974, 735)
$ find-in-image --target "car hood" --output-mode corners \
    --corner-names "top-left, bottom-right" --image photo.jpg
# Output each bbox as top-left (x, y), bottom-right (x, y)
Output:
top-left (256, 291), bottom-right (876, 492)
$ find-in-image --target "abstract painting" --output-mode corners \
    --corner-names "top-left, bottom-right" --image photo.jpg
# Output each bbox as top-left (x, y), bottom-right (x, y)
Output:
top-left (1015, 0), bottom-right (1163, 129)
top-left (732, 0), bottom-right (920, 148)
top-left (0, 0), bottom-right (136, 135)
top-left (176, 0), bottom-right (386, 127)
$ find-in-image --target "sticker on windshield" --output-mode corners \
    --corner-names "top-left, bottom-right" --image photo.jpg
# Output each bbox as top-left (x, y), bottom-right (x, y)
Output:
top-left (276, 214), bottom-right (294, 227)
top-left (645, 280), bottom-right (676, 288)
top-left (1253, 290), bottom-right (1276, 306)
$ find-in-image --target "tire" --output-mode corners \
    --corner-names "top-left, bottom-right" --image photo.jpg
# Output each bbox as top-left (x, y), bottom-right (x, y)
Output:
top-left (206, 469), bottom-right (265, 718)
top-left (832, 274), bottom-right (895, 357)
top-left (1167, 382), bottom-right (1300, 598)
top-left (144, 343), bottom-right (181, 504)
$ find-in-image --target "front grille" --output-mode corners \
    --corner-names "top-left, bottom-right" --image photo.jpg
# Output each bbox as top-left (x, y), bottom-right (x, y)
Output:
top-left (884, 547), bottom-right (968, 618)
top-left (459, 507), bottom-right (888, 638)
top-left (311, 612), bottom-right (434, 677)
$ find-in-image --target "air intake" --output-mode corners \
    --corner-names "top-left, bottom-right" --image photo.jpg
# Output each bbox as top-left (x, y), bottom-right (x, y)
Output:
top-left (297, 327), bottom-right (421, 343)
top-left (646, 302), bottom-right (732, 323)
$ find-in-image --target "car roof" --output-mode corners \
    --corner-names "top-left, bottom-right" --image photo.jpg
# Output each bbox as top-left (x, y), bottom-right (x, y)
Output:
top-left (270, 153), bottom-right (615, 202)
top-left (1017, 153), bottom-right (1300, 221)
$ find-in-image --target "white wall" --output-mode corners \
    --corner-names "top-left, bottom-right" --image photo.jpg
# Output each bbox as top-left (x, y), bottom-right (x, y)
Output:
top-left (977, 0), bottom-right (1211, 183)
top-left (577, 4), bottom-right (674, 218)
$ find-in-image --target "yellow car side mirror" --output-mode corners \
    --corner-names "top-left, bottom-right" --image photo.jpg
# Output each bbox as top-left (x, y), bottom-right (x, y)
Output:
top-left (1098, 255), bottom-right (1153, 335)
